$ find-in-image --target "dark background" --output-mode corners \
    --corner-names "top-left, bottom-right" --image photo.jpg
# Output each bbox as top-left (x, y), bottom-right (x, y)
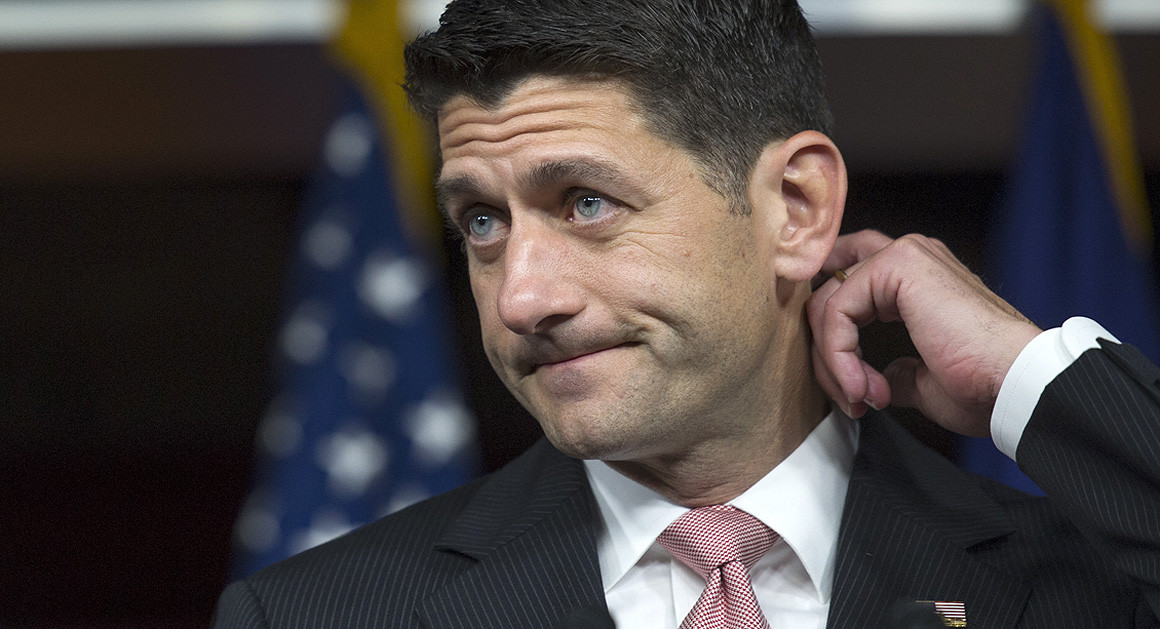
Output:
top-left (1, 29), bottom-right (1158, 627)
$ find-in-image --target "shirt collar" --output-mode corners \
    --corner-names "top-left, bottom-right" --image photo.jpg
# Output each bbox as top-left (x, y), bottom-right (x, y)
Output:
top-left (583, 409), bottom-right (858, 601)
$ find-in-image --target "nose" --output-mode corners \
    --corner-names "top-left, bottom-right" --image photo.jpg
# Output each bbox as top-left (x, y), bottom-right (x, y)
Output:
top-left (495, 221), bottom-right (584, 335)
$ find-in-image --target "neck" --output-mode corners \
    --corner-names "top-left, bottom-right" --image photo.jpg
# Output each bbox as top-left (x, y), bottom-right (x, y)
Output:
top-left (605, 319), bottom-right (829, 507)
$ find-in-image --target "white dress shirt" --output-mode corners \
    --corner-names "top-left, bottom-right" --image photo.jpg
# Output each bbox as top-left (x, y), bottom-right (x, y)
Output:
top-left (991, 317), bottom-right (1117, 459)
top-left (584, 410), bottom-right (858, 629)
top-left (584, 317), bottom-right (1116, 627)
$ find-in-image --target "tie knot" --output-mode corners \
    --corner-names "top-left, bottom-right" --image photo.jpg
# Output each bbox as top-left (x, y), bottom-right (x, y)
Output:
top-left (657, 505), bottom-right (778, 580)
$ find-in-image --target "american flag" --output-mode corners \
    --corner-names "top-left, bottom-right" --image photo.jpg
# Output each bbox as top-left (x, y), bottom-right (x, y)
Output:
top-left (917, 600), bottom-right (967, 627)
top-left (229, 73), bottom-right (476, 577)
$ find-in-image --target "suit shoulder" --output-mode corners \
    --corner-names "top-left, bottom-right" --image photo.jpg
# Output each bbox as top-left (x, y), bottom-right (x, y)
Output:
top-left (218, 480), bottom-right (478, 627)
top-left (841, 414), bottom-right (1141, 626)
top-left (247, 438), bottom-right (566, 579)
top-left (860, 412), bottom-right (1104, 543)
top-left (218, 439), bottom-right (577, 627)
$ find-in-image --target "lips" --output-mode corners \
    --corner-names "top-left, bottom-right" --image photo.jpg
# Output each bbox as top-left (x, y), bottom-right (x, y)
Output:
top-left (537, 346), bottom-right (616, 368)
top-left (520, 340), bottom-right (641, 375)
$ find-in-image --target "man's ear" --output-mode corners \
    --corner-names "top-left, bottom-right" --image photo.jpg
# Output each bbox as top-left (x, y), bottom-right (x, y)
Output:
top-left (749, 130), bottom-right (846, 282)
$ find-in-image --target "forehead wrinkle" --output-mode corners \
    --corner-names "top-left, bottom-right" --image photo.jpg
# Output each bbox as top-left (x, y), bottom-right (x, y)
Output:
top-left (438, 80), bottom-right (639, 153)
top-left (441, 118), bottom-right (582, 152)
top-left (439, 102), bottom-right (590, 152)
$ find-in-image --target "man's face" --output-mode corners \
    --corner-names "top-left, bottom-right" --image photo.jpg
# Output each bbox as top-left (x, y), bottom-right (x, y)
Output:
top-left (437, 77), bottom-right (793, 463)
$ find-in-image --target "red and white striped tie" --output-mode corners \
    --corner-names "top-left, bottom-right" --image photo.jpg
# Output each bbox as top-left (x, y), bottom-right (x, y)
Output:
top-left (658, 505), bottom-right (778, 629)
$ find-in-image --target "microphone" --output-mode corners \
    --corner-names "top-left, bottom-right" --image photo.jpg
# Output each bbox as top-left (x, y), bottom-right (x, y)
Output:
top-left (554, 605), bottom-right (616, 629)
top-left (888, 600), bottom-right (947, 629)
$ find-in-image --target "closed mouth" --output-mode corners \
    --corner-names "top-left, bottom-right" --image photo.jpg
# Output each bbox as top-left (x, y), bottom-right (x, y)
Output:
top-left (530, 341), bottom-right (641, 373)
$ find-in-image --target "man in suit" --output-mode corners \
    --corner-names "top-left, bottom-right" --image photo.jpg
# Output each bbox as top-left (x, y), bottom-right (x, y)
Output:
top-left (215, 0), bottom-right (1160, 626)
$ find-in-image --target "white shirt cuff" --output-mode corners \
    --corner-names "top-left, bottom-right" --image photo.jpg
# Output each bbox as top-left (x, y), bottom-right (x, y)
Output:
top-left (990, 317), bottom-right (1119, 461)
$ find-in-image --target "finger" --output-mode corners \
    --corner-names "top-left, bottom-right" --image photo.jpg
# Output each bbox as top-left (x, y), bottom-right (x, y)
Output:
top-left (883, 357), bottom-right (989, 437)
top-left (811, 344), bottom-right (856, 417)
top-left (807, 280), bottom-right (862, 414)
top-left (883, 357), bottom-right (953, 426)
top-left (809, 253), bottom-right (874, 307)
top-left (820, 229), bottom-right (893, 276)
top-left (809, 338), bottom-right (876, 417)
top-left (817, 250), bottom-right (905, 411)
top-left (810, 281), bottom-right (884, 411)
top-left (882, 356), bottom-right (923, 411)
top-left (863, 361), bottom-right (891, 412)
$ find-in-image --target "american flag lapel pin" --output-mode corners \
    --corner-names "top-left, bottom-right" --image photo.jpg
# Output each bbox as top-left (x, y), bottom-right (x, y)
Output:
top-left (916, 600), bottom-right (967, 627)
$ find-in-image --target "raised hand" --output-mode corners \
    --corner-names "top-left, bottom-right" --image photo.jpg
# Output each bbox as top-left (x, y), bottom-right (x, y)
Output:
top-left (806, 230), bottom-right (1041, 436)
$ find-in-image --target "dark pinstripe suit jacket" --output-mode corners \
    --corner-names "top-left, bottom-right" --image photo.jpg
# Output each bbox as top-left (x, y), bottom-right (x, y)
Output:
top-left (214, 342), bottom-right (1160, 628)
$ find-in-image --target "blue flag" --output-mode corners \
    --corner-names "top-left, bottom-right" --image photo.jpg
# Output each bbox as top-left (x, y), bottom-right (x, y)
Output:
top-left (230, 75), bottom-right (476, 577)
top-left (964, 2), bottom-right (1160, 494)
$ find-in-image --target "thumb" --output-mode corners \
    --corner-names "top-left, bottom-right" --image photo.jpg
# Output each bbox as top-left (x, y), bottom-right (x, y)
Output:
top-left (883, 356), bottom-right (991, 437)
top-left (883, 356), bottom-right (923, 410)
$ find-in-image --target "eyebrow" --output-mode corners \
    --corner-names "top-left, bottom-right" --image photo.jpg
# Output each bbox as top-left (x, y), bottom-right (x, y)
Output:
top-left (434, 175), bottom-right (483, 221)
top-left (521, 157), bottom-right (629, 194)
top-left (435, 157), bottom-right (633, 220)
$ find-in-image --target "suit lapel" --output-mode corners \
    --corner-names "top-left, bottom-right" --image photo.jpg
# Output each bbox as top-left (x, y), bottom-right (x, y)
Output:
top-left (827, 414), bottom-right (1031, 629)
top-left (417, 440), bottom-right (608, 628)
top-left (416, 416), bottom-right (1039, 627)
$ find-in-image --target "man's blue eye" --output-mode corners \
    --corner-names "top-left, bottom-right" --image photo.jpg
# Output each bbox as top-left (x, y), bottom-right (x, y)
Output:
top-left (469, 214), bottom-right (494, 236)
top-left (575, 196), bottom-right (604, 218)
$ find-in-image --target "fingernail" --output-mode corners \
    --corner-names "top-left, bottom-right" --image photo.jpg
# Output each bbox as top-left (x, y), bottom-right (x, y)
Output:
top-left (864, 398), bottom-right (883, 411)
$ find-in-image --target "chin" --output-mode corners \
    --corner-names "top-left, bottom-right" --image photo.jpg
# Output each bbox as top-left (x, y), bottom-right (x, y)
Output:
top-left (539, 417), bottom-right (632, 461)
top-left (542, 431), bottom-right (615, 461)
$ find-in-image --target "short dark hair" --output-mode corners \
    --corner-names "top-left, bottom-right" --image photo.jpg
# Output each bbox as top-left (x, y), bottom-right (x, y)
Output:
top-left (403, 0), bottom-right (832, 213)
